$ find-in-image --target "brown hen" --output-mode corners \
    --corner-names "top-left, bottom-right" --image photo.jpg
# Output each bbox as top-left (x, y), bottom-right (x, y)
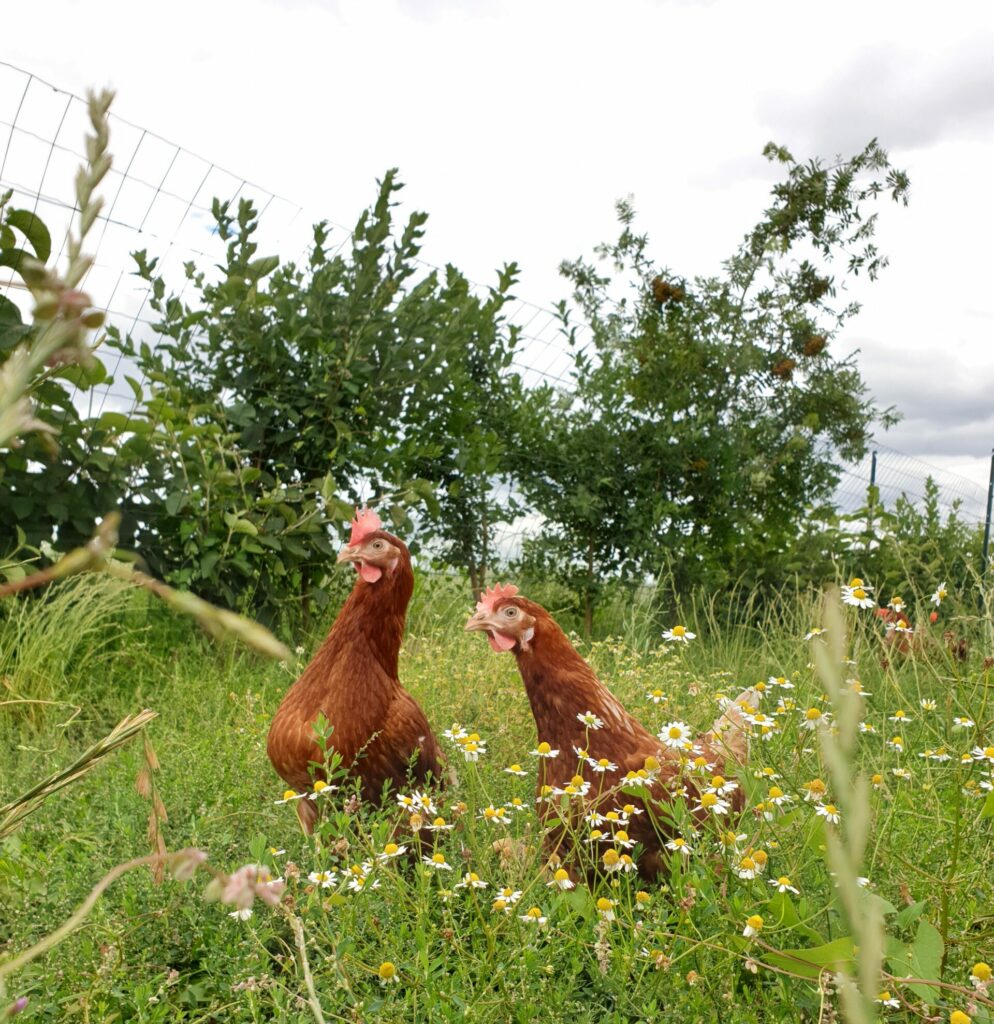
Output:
top-left (465, 584), bottom-right (753, 881)
top-left (267, 508), bottom-right (443, 832)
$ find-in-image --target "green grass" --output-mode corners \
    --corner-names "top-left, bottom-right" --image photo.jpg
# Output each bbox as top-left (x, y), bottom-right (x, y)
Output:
top-left (1, 577), bottom-right (993, 1022)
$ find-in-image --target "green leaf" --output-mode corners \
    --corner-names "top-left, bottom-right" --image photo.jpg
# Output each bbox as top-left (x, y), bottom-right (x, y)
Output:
top-left (224, 512), bottom-right (259, 536)
top-left (7, 209), bottom-right (52, 262)
top-left (245, 255), bottom-right (279, 281)
top-left (761, 936), bottom-right (855, 980)
top-left (96, 411), bottom-right (131, 433)
top-left (895, 900), bottom-right (928, 930)
top-left (766, 891), bottom-right (824, 944)
top-left (980, 790), bottom-right (994, 819)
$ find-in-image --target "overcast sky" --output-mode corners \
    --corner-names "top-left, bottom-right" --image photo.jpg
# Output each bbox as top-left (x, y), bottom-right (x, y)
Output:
top-left (3, 0), bottom-right (993, 506)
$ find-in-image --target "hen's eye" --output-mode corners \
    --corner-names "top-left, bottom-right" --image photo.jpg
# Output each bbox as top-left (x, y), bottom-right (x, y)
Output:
top-left (371, 540), bottom-right (385, 550)
top-left (503, 607), bottom-right (518, 618)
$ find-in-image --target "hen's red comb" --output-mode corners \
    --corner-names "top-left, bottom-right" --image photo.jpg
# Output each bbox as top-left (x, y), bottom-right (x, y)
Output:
top-left (349, 506), bottom-right (383, 545)
top-left (476, 582), bottom-right (519, 614)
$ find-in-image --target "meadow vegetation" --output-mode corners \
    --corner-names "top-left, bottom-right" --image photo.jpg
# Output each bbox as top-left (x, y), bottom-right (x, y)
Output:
top-left (2, 572), bottom-right (993, 1022)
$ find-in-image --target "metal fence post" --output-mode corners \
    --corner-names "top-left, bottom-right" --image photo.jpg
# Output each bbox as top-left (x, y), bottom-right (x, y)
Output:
top-left (982, 448), bottom-right (994, 577)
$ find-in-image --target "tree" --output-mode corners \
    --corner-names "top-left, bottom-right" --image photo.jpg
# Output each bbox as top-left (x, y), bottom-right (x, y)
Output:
top-left (517, 140), bottom-right (909, 628)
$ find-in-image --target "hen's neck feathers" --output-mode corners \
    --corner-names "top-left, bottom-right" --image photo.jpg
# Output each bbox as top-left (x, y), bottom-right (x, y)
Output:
top-left (514, 611), bottom-right (655, 750)
top-left (312, 557), bottom-right (414, 683)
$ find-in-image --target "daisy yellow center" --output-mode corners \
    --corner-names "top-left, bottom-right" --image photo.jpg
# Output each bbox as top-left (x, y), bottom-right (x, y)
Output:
top-left (525, 906), bottom-right (543, 919)
top-left (852, 587), bottom-right (866, 600)
top-left (668, 726), bottom-right (683, 739)
top-left (753, 850), bottom-right (768, 865)
top-left (508, 764), bottom-right (522, 773)
top-left (616, 830), bottom-right (630, 843)
top-left (603, 849), bottom-right (620, 866)
top-left (711, 776), bottom-right (725, 789)
top-left (807, 780), bottom-right (826, 793)
top-left (768, 787), bottom-right (784, 799)
top-left (823, 804), bottom-right (838, 815)
top-left (849, 577), bottom-right (864, 587)
top-left (652, 689), bottom-right (664, 697)
top-left (537, 742), bottom-right (552, 754)
top-left (740, 857), bottom-right (756, 870)
top-left (985, 747), bottom-right (994, 759)
top-left (673, 839), bottom-right (686, 848)
top-left (493, 898), bottom-right (507, 911)
top-left (671, 625), bottom-right (686, 636)
top-left (644, 756), bottom-right (659, 771)
top-left (598, 758), bottom-right (611, 767)
top-left (746, 915), bottom-right (764, 930)
top-left (871, 774), bottom-right (882, 785)
top-left (484, 807), bottom-right (497, 818)
top-left (636, 891), bottom-right (651, 903)
top-left (282, 790), bottom-right (297, 801)
top-left (605, 811), bottom-right (620, 821)
top-left (553, 868), bottom-right (569, 882)
top-left (432, 853), bottom-right (446, 864)
top-left (623, 804), bottom-right (635, 814)
top-left (313, 780), bottom-right (328, 792)
top-left (700, 792), bottom-right (718, 807)
top-left (384, 843), bottom-right (399, 855)
top-left (433, 817), bottom-right (446, 827)
top-left (972, 962), bottom-right (992, 981)
top-left (777, 876), bottom-right (792, 887)
top-left (378, 962), bottom-right (396, 981)
top-left (805, 708), bottom-right (822, 721)
top-left (596, 897), bottom-right (614, 911)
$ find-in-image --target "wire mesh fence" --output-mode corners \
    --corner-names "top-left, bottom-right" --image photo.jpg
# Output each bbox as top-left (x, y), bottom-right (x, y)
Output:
top-left (2, 59), bottom-right (991, 575)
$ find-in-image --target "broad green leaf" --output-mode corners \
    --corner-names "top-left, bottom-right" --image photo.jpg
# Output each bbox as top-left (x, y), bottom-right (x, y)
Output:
top-left (224, 513), bottom-right (259, 536)
top-left (761, 936), bottom-right (855, 980)
top-left (766, 892), bottom-right (824, 944)
top-left (7, 208), bottom-right (52, 262)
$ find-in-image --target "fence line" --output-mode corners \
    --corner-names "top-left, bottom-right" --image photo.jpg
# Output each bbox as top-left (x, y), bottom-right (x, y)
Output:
top-left (2, 59), bottom-right (991, 559)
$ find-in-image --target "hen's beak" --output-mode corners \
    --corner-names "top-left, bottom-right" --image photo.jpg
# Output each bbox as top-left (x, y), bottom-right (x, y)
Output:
top-left (337, 544), bottom-right (360, 565)
top-left (464, 613), bottom-right (491, 633)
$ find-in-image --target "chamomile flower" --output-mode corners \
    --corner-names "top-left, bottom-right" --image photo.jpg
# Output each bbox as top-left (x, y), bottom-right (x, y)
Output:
top-left (892, 767), bottom-right (912, 781)
top-left (229, 908), bottom-right (253, 921)
top-left (920, 699), bottom-right (937, 712)
top-left (269, 847), bottom-right (286, 857)
top-left (455, 872), bottom-right (488, 890)
top-left (736, 856), bottom-right (759, 880)
top-left (889, 710), bottom-right (913, 723)
top-left (348, 871), bottom-right (378, 893)
top-left (275, 789), bottom-right (306, 804)
top-left (887, 736), bottom-right (905, 752)
top-left (596, 897), bottom-right (617, 921)
top-left (587, 757), bottom-right (617, 774)
top-left (841, 579), bottom-right (875, 608)
top-left (859, 722), bottom-right (877, 734)
top-left (847, 678), bottom-right (871, 696)
top-left (706, 774), bottom-right (739, 797)
top-left (800, 707), bottom-right (829, 730)
top-left (950, 1012), bottom-right (971, 1024)
top-left (743, 914), bottom-right (764, 939)
top-left (377, 961), bottom-right (399, 986)
top-left (930, 582), bottom-right (948, 606)
top-left (803, 628), bottom-right (827, 641)
top-left (766, 786), bottom-right (793, 807)
top-left (875, 991), bottom-right (900, 1009)
top-left (620, 802), bottom-right (643, 818)
top-left (659, 721), bottom-right (693, 749)
top-left (479, 805), bottom-right (512, 825)
top-left (423, 852), bottom-right (452, 871)
top-left (692, 756), bottom-right (717, 775)
top-left (887, 595), bottom-right (906, 612)
top-left (506, 796), bottom-right (529, 812)
top-left (307, 870), bottom-right (337, 888)
top-left (377, 843), bottom-right (406, 861)
top-left (611, 830), bottom-right (636, 849)
top-left (504, 763), bottom-right (527, 777)
top-left (531, 742), bottom-right (560, 759)
top-left (443, 724), bottom-right (468, 742)
top-left (426, 816), bottom-right (453, 832)
top-left (519, 906), bottom-right (547, 925)
top-left (646, 688), bottom-right (668, 704)
top-left (816, 803), bottom-right (841, 824)
top-left (769, 675), bottom-right (795, 689)
top-left (577, 711), bottom-right (604, 729)
top-left (635, 890), bottom-right (652, 910)
top-left (666, 836), bottom-right (693, 857)
top-left (547, 868), bottom-right (575, 890)
top-left (694, 791), bottom-right (730, 816)
top-left (971, 746), bottom-right (994, 764)
top-left (461, 739), bottom-right (486, 762)
top-left (953, 717), bottom-right (976, 730)
top-left (307, 779), bottom-right (336, 800)
top-left (718, 831), bottom-right (748, 852)
top-left (921, 748), bottom-right (952, 762)
top-left (662, 625), bottom-right (696, 644)
top-left (770, 875), bottom-right (799, 894)
top-left (496, 886), bottom-right (522, 905)
top-left (971, 962), bottom-right (992, 984)
top-left (802, 778), bottom-right (827, 803)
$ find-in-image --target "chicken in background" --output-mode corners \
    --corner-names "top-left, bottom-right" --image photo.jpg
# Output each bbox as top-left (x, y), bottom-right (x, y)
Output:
top-left (465, 584), bottom-right (754, 881)
top-left (267, 508), bottom-right (443, 833)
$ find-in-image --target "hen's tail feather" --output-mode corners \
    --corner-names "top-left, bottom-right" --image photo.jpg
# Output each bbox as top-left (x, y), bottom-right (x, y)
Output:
top-left (702, 687), bottom-right (758, 766)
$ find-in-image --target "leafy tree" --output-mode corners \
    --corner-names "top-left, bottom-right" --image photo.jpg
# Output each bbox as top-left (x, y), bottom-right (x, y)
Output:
top-left (516, 140), bottom-right (910, 629)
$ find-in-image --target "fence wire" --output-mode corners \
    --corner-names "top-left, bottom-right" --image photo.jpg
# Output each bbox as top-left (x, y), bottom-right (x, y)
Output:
top-left (2, 59), bottom-right (990, 573)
